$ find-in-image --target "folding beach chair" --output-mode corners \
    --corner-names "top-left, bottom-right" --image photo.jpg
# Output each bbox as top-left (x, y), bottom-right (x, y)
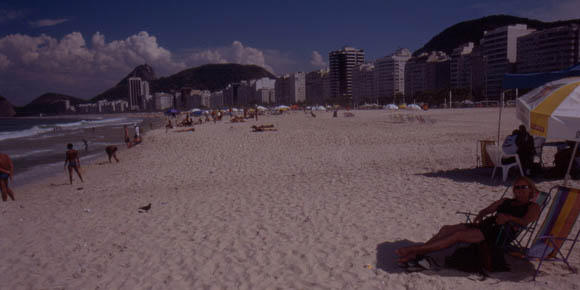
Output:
top-left (523, 186), bottom-right (580, 280)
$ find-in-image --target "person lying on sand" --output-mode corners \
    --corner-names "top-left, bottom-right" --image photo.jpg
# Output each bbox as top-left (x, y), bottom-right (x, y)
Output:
top-left (395, 176), bottom-right (540, 264)
top-left (105, 145), bottom-right (119, 163)
top-left (175, 128), bottom-right (195, 133)
top-left (251, 125), bottom-right (277, 132)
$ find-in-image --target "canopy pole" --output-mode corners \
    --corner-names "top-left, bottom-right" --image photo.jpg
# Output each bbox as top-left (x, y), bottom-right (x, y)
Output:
top-left (564, 142), bottom-right (579, 187)
top-left (497, 91), bottom-right (504, 146)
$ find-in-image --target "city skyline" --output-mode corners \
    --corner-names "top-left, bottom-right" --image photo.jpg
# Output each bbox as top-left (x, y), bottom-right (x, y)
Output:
top-left (0, 0), bottom-right (579, 105)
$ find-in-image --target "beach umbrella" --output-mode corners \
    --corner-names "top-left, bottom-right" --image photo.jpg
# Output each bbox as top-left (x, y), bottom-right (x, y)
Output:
top-left (257, 106), bottom-right (267, 111)
top-left (516, 76), bottom-right (580, 185)
top-left (385, 104), bottom-right (399, 110)
top-left (408, 104), bottom-right (422, 110)
top-left (165, 108), bottom-right (180, 115)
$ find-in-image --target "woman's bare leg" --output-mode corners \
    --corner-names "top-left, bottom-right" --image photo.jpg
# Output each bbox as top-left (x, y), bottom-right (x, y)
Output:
top-left (398, 228), bottom-right (485, 263)
top-left (68, 167), bottom-right (73, 184)
top-left (396, 224), bottom-right (469, 258)
top-left (74, 167), bottom-right (84, 182)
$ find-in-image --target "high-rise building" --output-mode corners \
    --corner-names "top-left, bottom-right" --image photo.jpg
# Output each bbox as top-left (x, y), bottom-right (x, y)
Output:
top-left (275, 72), bottom-right (306, 104)
top-left (480, 24), bottom-right (534, 99)
top-left (305, 68), bottom-right (330, 105)
top-left (450, 43), bottom-right (474, 91)
top-left (154, 93), bottom-right (173, 111)
top-left (128, 77), bottom-right (143, 111)
top-left (253, 78), bottom-right (276, 104)
top-left (352, 63), bottom-right (377, 105)
top-left (517, 24), bottom-right (580, 74)
top-left (376, 48), bottom-right (412, 103)
top-left (404, 51), bottom-right (450, 101)
top-left (329, 47), bottom-right (365, 103)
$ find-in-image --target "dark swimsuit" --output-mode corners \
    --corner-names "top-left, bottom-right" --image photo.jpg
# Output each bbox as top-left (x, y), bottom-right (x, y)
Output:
top-left (476, 198), bottom-right (532, 244)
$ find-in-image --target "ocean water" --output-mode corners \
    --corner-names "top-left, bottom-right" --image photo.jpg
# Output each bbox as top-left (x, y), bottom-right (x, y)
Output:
top-left (0, 116), bottom-right (158, 187)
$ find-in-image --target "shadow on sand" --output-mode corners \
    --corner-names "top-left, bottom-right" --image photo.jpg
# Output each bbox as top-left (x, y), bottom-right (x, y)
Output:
top-left (417, 167), bottom-right (520, 187)
top-left (377, 240), bottom-right (537, 282)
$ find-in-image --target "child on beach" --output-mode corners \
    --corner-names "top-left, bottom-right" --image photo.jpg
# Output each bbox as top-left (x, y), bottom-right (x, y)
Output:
top-left (64, 143), bottom-right (84, 185)
top-left (0, 153), bottom-right (15, 201)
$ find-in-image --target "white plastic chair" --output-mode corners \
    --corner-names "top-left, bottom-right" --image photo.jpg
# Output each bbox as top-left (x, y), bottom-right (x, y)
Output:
top-left (485, 144), bottom-right (524, 182)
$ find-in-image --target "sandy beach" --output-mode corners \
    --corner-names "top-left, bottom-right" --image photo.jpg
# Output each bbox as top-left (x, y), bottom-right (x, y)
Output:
top-left (1, 108), bottom-right (579, 290)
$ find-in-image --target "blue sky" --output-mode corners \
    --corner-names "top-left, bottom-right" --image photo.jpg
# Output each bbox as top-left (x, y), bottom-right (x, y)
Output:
top-left (0, 0), bottom-right (578, 105)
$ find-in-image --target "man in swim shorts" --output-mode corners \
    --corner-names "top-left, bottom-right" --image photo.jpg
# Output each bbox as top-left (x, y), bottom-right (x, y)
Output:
top-left (0, 153), bottom-right (15, 201)
top-left (64, 143), bottom-right (84, 184)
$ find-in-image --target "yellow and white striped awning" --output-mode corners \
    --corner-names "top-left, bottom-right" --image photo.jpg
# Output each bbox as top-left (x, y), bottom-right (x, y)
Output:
top-left (516, 77), bottom-right (580, 141)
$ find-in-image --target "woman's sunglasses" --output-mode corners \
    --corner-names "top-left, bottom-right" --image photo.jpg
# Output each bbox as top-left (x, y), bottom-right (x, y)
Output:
top-left (514, 185), bottom-right (530, 190)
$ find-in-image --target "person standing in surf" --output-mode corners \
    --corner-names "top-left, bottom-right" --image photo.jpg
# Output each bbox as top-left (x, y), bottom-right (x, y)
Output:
top-left (64, 143), bottom-right (84, 184)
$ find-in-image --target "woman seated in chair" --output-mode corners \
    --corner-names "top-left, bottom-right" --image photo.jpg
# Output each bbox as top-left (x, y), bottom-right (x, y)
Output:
top-left (395, 176), bottom-right (541, 263)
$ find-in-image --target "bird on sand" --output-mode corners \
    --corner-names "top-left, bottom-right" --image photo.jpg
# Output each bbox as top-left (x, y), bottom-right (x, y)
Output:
top-left (138, 203), bottom-right (152, 213)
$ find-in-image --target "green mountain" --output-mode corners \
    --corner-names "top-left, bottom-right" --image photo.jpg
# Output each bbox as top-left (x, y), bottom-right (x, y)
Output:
top-left (92, 63), bottom-right (275, 102)
top-left (16, 93), bottom-right (87, 116)
top-left (414, 15), bottom-right (580, 56)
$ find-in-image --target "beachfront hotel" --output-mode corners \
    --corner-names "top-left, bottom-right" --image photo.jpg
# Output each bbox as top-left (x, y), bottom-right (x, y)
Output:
top-left (404, 51), bottom-right (450, 101)
top-left (375, 48), bottom-right (412, 104)
top-left (305, 68), bottom-right (330, 105)
top-left (352, 62), bottom-right (377, 105)
top-left (480, 24), bottom-right (535, 99)
top-left (329, 46), bottom-right (365, 104)
top-left (516, 24), bottom-right (580, 74)
top-left (275, 72), bottom-right (306, 105)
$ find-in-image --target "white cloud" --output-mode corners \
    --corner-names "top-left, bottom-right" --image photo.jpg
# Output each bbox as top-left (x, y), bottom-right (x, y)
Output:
top-left (0, 9), bottom-right (24, 23)
top-left (0, 31), bottom-right (185, 104)
top-left (309, 50), bottom-right (326, 67)
top-left (184, 41), bottom-right (274, 73)
top-left (29, 18), bottom-right (69, 28)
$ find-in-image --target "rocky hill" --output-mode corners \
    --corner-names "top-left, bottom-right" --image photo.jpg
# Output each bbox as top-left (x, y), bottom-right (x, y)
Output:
top-left (153, 63), bottom-right (276, 93)
top-left (92, 63), bottom-right (275, 102)
top-left (414, 15), bottom-right (580, 56)
top-left (92, 64), bottom-right (157, 102)
top-left (16, 93), bottom-right (87, 116)
top-left (0, 96), bottom-right (16, 117)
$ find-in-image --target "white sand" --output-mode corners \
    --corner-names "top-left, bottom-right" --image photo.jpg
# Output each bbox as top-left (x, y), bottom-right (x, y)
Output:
top-left (1, 108), bottom-right (579, 289)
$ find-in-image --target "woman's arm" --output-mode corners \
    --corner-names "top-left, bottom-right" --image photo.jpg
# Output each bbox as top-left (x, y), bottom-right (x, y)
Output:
top-left (495, 203), bottom-right (541, 226)
top-left (474, 198), bottom-right (506, 223)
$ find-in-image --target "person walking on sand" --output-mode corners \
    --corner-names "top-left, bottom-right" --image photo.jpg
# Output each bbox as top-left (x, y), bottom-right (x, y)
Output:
top-left (82, 139), bottom-right (89, 152)
top-left (64, 143), bottom-right (84, 184)
top-left (123, 125), bottom-right (130, 147)
top-left (105, 145), bottom-right (119, 163)
top-left (0, 153), bottom-right (15, 201)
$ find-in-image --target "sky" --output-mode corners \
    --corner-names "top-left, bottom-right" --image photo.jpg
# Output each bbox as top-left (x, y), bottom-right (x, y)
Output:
top-left (0, 0), bottom-right (579, 105)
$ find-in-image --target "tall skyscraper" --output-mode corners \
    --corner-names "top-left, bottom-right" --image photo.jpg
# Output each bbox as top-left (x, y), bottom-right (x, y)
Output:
top-left (450, 43), bottom-right (474, 91)
top-left (128, 77), bottom-right (142, 111)
top-left (376, 48), bottom-right (412, 103)
top-left (480, 24), bottom-right (534, 99)
top-left (329, 47), bottom-right (365, 104)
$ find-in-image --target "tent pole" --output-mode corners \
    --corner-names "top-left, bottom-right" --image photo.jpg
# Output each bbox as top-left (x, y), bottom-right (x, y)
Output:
top-left (564, 142), bottom-right (578, 187)
top-left (497, 91), bottom-right (504, 146)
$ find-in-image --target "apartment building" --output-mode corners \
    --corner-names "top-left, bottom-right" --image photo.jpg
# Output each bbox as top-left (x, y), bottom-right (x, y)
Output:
top-left (480, 24), bottom-right (534, 99)
top-left (352, 63), bottom-right (377, 105)
top-left (305, 68), bottom-right (330, 105)
top-left (450, 43), bottom-right (474, 91)
top-left (404, 51), bottom-right (450, 100)
top-left (376, 48), bottom-right (412, 103)
top-left (275, 72), bottom-right (306, 105)
top-left (329, 47), bottom-right (365, 103)
top-left (517, 24), bottom-right (580, 74)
